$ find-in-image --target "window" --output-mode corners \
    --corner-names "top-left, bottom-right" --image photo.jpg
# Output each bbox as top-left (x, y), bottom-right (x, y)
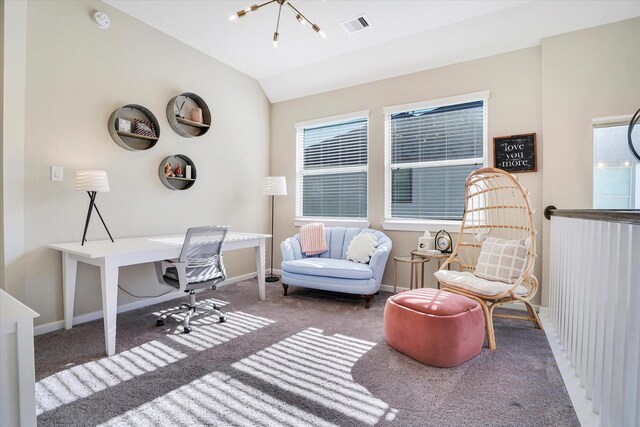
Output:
top-left (296, 112), bottom-right (368, 220)
top-left (384, 92), bottom-right (489, 225)
top-left (593, 120), bottom-right (640, 209)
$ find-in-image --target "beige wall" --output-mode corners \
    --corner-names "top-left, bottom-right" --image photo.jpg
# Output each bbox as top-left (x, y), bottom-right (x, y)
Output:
top-left (17, 1), bottom-right (271, 325)
top-left (271, 47), bottom-right (544, 303)
top-left (540, 17), bottom-right (640, 305)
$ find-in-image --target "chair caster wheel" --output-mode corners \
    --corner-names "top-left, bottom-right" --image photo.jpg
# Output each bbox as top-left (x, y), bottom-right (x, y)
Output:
top-left (212, 304), bottom-right (220, 310)
top-left (183, 326), bottom-right (192, 334)
top-left (212, 285), bottom-right (217, 290)
top-left (156, 319), bottom-right (164, 327)
top-left (219, 316), bottom-right (227, 323)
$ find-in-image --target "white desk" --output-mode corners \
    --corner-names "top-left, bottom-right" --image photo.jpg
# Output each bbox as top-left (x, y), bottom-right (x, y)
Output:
top-left (49, 232), bottom-right (270, 356)
top-left (0, 289), bottom-right (39, 427)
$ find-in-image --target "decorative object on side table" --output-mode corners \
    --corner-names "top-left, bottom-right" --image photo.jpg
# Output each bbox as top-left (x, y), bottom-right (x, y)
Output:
top-left (418, 230), bottom-right (434, 251)
top-left (262, 176), bottom-right (287, 283)
top-left (76, 170), bottom-right (114, 246)
top-left (435, 230), bottom-right (452, 254)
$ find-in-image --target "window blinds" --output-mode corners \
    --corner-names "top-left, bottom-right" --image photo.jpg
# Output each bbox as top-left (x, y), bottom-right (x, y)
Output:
top-left (388, 101), bottom-right (484, 220)
top-left (297, 117), bottom-right (368, 218)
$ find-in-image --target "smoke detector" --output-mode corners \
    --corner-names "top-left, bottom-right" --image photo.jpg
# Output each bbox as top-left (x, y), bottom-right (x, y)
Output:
top-left (340, 15), bottom-right (370, 34)
top-left (92, 11), bottom-right (110, 30)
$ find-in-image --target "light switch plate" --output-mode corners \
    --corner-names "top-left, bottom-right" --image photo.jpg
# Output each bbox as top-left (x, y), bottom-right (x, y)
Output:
top-left (51, 166), bottom-right (63, 181)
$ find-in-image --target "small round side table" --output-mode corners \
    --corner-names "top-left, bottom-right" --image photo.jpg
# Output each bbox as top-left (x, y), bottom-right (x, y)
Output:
top-left (410, 250), bottom-right (451, 289)
top-left (393, 255), bottom-right (430, 294)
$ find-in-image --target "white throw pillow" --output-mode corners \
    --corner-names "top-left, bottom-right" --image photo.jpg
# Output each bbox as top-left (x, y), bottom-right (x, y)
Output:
top-left (346, 233), bottom-right (378, 264)
top-left (474, 236), bottom-right (529, 284)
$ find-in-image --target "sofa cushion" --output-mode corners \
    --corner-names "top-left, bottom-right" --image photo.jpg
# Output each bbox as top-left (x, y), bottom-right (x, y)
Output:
top-left (346, 232), bottom-right (378, 263)
top-left (282, 258), bottom-right (373, 280)
top-left (434, 270), bottom-right (528, 297)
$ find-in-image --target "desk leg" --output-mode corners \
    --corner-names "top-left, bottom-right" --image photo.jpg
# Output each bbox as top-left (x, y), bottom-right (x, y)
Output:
top-left (255, 240), bottom-right (266, 301)
top-left (16, 318), bottom-right (36, 427)
top-left (100, 259), bottom-right (119, 356)
top-left (62, 253), bottom-right (78, 330)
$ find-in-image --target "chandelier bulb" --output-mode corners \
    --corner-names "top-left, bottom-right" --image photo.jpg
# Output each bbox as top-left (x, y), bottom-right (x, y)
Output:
top-left (296, 14), bottom-right (306, 25)
top-left (229, 14), bottom-right (238, 22)
top-left (311, 24), bottom-right (326, 38)
top-left (273, 32), bottom-right (279, 48)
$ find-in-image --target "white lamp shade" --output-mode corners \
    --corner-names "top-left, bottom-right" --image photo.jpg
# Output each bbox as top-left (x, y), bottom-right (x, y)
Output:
top-left (262, 176), bottom-right (287, 196)
top-left (75, 170), bottom-right (110, 192)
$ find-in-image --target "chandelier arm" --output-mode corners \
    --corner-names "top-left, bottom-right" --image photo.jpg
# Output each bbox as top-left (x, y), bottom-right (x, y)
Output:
top-left (256, 0), bottom-right (278, 10)
top-left (275, 2), bottom-right (283, 33)
top-left (286, 2), bottom-right (313, 25)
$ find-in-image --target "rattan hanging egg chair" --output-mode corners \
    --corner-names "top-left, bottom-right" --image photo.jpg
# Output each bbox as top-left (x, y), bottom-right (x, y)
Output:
top-left (434, 167), bottom-right (542, 350)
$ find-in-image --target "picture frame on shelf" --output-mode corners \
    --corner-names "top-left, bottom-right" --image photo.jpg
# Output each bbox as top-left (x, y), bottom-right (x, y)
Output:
top-left (116, 118), bottom-right (131, 133)
top-left (134, 118), bottom-right (157, 138)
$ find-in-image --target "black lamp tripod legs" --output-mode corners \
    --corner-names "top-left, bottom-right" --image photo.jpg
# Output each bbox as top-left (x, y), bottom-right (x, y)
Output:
top-left (81, 191), bottom-right (114, 245)
top-left (81, 192), bottom-right (97, 245)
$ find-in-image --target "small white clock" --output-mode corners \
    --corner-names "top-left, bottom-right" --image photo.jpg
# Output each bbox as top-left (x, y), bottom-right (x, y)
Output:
top-left (435, 230), bottom-right (452, 253)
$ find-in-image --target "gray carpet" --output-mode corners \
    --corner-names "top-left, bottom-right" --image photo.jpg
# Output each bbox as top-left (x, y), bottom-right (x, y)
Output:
top-left (34, 280), bottom-right (579, 426)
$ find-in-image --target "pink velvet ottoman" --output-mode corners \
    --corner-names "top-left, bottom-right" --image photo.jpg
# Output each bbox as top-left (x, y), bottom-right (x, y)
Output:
top-left (384, 288), bottom-right (485, 367)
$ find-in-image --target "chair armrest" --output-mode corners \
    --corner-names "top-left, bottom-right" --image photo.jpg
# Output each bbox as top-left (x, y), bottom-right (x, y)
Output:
top-left (369, 243), bottom-right (391, 285)
top-left (280, 237), bottom-right (302, 262)
top-left (154, 259), bottom-right (188, 291)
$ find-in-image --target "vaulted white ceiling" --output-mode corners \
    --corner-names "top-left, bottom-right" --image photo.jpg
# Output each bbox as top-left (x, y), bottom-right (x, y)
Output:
top-left (104, 0), bottom-right (640, 102)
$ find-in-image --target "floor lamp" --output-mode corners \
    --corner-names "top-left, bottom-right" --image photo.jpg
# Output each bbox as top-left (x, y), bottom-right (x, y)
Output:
top-left (262, 176), bottom-right (287, 282)
top-left (76, 170), bottom-right (114, 245)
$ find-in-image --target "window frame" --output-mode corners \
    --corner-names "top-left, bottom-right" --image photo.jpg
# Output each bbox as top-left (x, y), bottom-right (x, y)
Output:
top-left (294, 110), bottom-right (370, 226)
top-left (382, 91), bottom-right (490, 232)
top-left (592, 114), bottom-right (638, 209)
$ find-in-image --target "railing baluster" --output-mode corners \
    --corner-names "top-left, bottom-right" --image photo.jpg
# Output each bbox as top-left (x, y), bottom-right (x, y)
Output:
top-left (548, 211), bottom-right (640, 426)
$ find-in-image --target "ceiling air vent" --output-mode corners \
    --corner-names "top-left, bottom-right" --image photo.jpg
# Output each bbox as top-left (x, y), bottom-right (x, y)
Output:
top-left (340, 16), bottom-right (370, 34)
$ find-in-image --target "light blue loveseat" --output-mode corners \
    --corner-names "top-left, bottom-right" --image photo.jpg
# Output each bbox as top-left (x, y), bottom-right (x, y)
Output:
top-left (279, 227), bottom-right (392, 308)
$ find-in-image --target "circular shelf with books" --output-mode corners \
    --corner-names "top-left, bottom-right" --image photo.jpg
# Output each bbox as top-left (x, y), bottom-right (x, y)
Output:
top-left (108, 104), bottom-right (160, 151)
top-left (166, 92), bottom-right (211, 138)
top-left (158, 154), bottom-right (197, 191)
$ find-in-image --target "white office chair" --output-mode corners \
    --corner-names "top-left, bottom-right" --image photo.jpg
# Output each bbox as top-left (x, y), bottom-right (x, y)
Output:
top-left (154, 226), bottom-right (229, 333)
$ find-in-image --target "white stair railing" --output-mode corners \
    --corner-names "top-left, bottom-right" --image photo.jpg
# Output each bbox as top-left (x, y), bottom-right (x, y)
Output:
top-left (548, 210), bottom-right (640, 427)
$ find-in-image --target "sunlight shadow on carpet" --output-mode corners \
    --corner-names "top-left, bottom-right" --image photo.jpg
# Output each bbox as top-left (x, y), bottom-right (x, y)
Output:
top-left (97, 328), bottom-right (395, 426)
top-left (233, 328), bottom-right (393, 426)
top-left (98, 371), bottom-right (339, 427)
top-left (36, 301), bottom-right (274, 416)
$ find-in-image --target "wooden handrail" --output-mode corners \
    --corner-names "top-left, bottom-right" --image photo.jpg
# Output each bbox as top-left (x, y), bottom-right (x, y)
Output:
top-left (544, 206), bottom-right (640, 224)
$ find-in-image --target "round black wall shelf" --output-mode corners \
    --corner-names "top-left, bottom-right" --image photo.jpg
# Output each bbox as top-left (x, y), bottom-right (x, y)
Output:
top-left (158, 154), bottom-right (197, 190)
top-left (166, 92), bottom-right (212, 138)
top-left (108, 104), bottom-right (160, 151)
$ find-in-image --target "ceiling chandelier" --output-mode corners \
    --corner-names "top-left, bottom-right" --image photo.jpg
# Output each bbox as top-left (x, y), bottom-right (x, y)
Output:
top-left (229, 0), bottom-right (326, 48)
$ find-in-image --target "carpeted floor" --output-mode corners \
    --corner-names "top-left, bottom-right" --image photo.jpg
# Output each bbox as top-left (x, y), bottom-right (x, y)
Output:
top-left (34, 280), bottom-right (579, 426)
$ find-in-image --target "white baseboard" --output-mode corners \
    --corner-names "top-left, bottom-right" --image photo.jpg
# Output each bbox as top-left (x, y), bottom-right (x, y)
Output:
top-left (540, 313), bottom-right (599, 427)
top-left (34, 272), bottom-right (258, 336)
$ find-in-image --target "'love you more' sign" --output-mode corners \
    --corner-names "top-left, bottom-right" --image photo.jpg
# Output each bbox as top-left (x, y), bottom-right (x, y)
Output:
top-left (493, 133), bottom-right (537, 173)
